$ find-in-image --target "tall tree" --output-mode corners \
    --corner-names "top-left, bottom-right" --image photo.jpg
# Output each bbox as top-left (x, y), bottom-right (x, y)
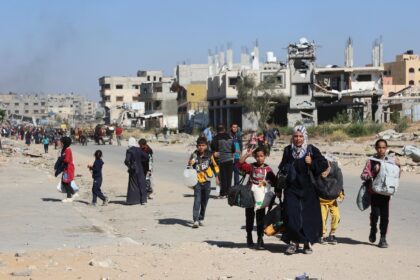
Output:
top-left (0, 109), bottom-right (5, 121)
top-left (237, 73), bottom-right (287, 131)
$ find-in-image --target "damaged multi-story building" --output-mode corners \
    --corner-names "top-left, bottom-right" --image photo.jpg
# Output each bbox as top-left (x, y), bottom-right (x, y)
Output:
top-left (138, 71), bottom-right (178, 129)
top-left (173, 64), bottom-right (209, 131)
top-left (207, 43), bottom-right (289, 129)
top-left (206, 37), bottom-right (384, 128)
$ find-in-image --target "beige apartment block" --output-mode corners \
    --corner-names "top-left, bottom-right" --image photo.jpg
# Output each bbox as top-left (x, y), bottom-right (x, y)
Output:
top-left (384, 50), bottom-right (420, 95)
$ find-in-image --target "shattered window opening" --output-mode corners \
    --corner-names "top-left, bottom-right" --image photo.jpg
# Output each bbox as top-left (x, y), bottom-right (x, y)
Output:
top-left (228, 77), bottom-right (238, 86)
top-left (296, 84), bottom-right (309, 95)
top-left (116, 84), bottom-right (123, 89)
top-left (356, 74), bottom-right (372, 82)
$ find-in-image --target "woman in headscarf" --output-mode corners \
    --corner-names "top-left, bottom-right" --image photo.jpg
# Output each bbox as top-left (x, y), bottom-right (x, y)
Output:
top-left (278, 125), bottom-right (328, 254)
top-left (124, 137), bottom-right (149, 205)
top-left (59, 136), bottom-right (76, 202)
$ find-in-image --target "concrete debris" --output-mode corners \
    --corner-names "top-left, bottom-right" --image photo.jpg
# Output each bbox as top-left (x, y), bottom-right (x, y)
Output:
top-left (14, 251), bottom-right (26, 257)
top-left (403, 145), bottom-right (420, 162)
top-left (377, 129), bottom-right (402, 140)
top-left (10, 269), bottom-right (32, 277)
top-left (89, 258), bottom-right (113, 268)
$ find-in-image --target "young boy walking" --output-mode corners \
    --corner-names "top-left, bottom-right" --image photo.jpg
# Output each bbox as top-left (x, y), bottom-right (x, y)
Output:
top-left (42, 134), bottom-right (50, 154)
top-left (88, 150), bottom-right (109, 206)
top-left (188, 137), bottom-right (220, 228)
top-left (361, 139), bottom-right (400, 248)
top-left (319, 158), bottom-right (344, 245)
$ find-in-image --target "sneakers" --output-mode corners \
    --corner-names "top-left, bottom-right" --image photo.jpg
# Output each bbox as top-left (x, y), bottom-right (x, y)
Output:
top-left (192, 221), bottom-right (199, 229)
top-left (73, 193), bottom-right (79, 198)
top-left (198, 220), bottom-right (204, 227)
top-left (285, 243), bottom-right (297, 255)
top-left (89, 202), bottom-right (97, 207)
top-left (103, 197), bottom-right (109, 206)
top-left (303, 243), bottom-right (313, 254)
top-left (378, 236), bottom-right (388, 248)
top-left (62, 198), bottom-right (73, 203)
top-left (319, 237), bottom-right (327, 245)
top-left (369, 228), bottom-right (377, 243)
top-left (327, 235), bottom-right (338, 245)
top-left (246, 234), bottom-right (254, 248)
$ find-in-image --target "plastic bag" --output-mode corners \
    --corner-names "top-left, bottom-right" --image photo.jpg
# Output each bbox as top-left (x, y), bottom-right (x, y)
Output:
top-left (251, 183), bottom-right (274, 210)
top-left (56, 180), bottom-right (79, 193)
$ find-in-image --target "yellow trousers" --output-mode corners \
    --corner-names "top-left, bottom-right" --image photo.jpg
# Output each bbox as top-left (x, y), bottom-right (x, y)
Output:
top-left (320, 200), bottom-right (340, 236)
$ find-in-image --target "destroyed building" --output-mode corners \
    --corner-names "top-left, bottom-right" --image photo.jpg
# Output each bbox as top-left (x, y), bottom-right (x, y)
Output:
top-left (138, 73), bottom-right (178, 129)
top-left (174, 64), bottom-right (209, 131)
top-left (206, 37), bottom-right (384, 128)
top-left (207, 43), bottom-right (289, 129)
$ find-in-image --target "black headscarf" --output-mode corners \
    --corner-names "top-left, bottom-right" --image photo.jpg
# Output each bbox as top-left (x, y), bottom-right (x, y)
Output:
top-left (60, 136), bottom-right (72, 155)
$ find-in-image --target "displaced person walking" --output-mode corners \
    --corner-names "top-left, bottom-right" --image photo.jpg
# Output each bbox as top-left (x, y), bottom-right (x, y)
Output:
top-left (237, 147), bottom-right (276, 249)
top-left (139, 138), bottom-right (154, 199)
top-left (42, 134), bottom-right (50, 153)
top-left (188, 137), bottom-right (220, 228)
top-left (230, 123), bottom-right (242, 185)
top-left (56, 136), bottom-right (76, 202)
top-left (361, 139), bottom-right (400, 248)
top-left (124, 137), bottom-right (149, 205)
top-left (278, 125), bottom-right (328, 255)
top-left (211, 125), bottom-right (235, 198)
top-left (88, 150), bottom-right (109, 206)
top-left (116, 125), bottom-right (123, 146)
top-left (319, 157), bottom-right (344, 245)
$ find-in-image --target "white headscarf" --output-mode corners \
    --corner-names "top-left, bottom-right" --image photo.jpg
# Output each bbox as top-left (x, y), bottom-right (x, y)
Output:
top-left (291, 125), bottom-right (308, 159)
top-left (128, 137), bottom-right (137, 148)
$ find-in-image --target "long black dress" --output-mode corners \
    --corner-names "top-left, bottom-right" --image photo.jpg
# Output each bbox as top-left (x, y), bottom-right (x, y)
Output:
top-left (279, 144), bottom-right (328, 244)
top-left (124, 146), bottom-right (149, 205)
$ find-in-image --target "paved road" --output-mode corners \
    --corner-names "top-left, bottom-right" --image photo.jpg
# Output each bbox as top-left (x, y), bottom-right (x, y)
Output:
top-left (0, 162), bottom-right (117, 252)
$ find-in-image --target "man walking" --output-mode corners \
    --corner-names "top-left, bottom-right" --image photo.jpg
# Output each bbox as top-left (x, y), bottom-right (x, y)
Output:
top-left (230, 123), bottom-right (242, 185)
top-left (116, 125), bottom-right (123, 146)
top-left (211, 125), bottom-right (234, 198)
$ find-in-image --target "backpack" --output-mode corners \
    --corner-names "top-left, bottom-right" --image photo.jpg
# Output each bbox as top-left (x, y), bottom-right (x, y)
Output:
top-left (356, 182), bottom-right (370, 211)
top-left (369, 157), bottom-right (400, 196)
top-left (306, 145), bottom-right (342, 200)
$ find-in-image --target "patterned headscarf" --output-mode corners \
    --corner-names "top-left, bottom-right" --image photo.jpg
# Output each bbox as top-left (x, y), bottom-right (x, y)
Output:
top-left (291, 125), bottom-right (308, 159)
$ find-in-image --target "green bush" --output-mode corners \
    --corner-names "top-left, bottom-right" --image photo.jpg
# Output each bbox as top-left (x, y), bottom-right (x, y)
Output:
top-left (307, 123), bottom-right (340, 137)
top-left (277, 126), bottom-right (294, 136)
top-left (329, 129), bottom-right (348, 141)
top-left (332, 111), bottom-right (350, 124)
top-left (345, 122), bottom-right (383, 137)
top-left (395, 117), bottom-right (409, 133)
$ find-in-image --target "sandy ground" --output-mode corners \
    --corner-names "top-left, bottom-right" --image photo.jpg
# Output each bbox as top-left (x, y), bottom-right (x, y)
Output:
top-left (1, 137), bottom-right (420, 279)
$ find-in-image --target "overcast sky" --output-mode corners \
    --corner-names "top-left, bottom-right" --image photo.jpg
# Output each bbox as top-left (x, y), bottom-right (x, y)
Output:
top-left (0, 0), bottom-right (418, 101)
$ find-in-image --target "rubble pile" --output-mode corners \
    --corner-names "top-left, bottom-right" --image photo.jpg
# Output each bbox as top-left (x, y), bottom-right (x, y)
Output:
top-left (377, 129), bottom-right (420, 141)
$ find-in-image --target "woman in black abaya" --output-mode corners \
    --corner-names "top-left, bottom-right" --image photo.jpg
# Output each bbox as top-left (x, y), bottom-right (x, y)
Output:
top-left (278, 125), bottom-right (328, 255)
top-left (124, 137), bottom-right (149, 205)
